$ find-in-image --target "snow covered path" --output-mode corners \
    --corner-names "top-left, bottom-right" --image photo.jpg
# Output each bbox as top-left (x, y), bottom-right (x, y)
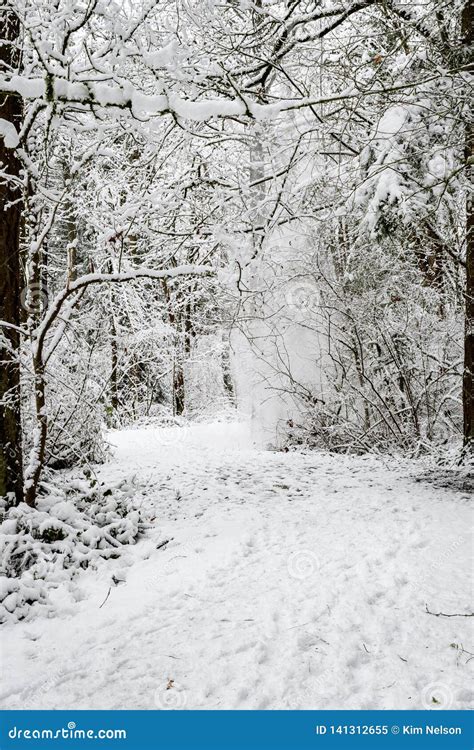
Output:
top-left (1, 422), bottom-right (472, 710)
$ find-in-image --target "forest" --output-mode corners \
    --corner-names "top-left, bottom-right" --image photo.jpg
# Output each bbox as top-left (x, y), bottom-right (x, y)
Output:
top-left (0, 0), bottom-right (472, 714)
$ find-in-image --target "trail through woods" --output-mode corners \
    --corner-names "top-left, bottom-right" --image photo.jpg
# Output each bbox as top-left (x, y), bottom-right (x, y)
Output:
top-left (0, 423), bottom-right (472, 710)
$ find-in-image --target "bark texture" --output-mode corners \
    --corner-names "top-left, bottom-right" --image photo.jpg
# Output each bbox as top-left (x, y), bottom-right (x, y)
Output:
top-left (0, 7), bottom-right (23, 503)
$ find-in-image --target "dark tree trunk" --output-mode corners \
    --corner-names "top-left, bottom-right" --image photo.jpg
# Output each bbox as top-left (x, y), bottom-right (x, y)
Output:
top-left (173, 363), bottom-right (185, 416)
top-left (24, 360), bottom-right (47, 508)
top-left (110, 313), bottom-right (119, 414)
top-left (106, 259), bottom-right (119, 420)
top-left (162, 278), bottom-right (186, 416)
top-left (173, 286), bottom-right (197, 416)
top-left (184, 293), bottom-right (194, 356)
top-left (462, 0), bottom-right (474, 449)
top-left (411, 224), bottom-right (445, 291)
top-left (0, 8), bottom-right (23, 504)
top-left (222, 345), bottom-right (235, 402)
top-left (64, 160), bottom-right (77, 282)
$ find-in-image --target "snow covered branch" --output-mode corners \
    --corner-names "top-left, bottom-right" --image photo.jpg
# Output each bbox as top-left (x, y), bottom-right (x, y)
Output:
top-left (0, 70), bottom-right (460, 142)
top-left (33, 264), bottom-right (213, 359)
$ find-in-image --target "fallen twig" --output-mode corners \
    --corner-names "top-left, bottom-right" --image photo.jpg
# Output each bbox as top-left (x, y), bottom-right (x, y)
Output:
top-left (99, 586), bottom-right (112, 609)
top-left (425, 604), bottom-right (474, 618)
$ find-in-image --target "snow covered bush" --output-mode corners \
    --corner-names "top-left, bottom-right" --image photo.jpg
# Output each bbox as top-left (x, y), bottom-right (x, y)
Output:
top-left (23, 351), bottom-right (107, 472)
top-left (280, 225), bottom-right (463, 455)
top-left (0, 475), bottom-right (152, 623)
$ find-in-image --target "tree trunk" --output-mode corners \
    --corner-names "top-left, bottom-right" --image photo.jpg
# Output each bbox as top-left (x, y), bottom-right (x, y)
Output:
top-left (173, 362), bottom-right (185, 416)
top-left (0, 7), bottom-right (23, 504)
top-left (171, 287), bottom-right (195, 417)
top-left (162, 278), bottom-right (186, 416)
top-left (110, 312), bottom-right (119, 414)
top-left (222, 344), bottom-right (235, 402)
top-left (24, 360), bottom-right (47, 507)
top-left (462, 0), bottom-right (473, 449)
top-left (64, 160), bottom-right (77, 282)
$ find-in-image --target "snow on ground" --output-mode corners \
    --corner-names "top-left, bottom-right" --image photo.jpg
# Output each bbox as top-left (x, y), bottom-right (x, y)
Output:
top-left (0, 422), bottom-right (472, 710)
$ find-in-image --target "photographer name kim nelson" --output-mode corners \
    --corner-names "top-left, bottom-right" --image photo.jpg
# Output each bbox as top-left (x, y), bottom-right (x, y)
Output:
top-left (404, 725), bottom-right (462, 736)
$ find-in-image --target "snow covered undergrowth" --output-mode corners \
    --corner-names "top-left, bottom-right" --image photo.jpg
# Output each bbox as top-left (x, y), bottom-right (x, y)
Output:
top-left (0, 422), bottom-right (472, 710)
top-left (0, 476), bottom-right (152, 624)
